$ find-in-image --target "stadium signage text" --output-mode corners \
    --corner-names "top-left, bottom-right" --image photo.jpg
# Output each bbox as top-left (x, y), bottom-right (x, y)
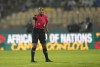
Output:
top-left (7, 34), bottom-right (32, 44)
top-left (3, 33), bottom-right (92, 51)
top-left (11, 42), bottom-right (88, 51)
top-left (7, 33), bottom-right (92, 44)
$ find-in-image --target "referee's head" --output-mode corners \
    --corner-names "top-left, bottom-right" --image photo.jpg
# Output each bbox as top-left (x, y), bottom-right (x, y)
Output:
top-left (38, 7), bottom-right (44, 15)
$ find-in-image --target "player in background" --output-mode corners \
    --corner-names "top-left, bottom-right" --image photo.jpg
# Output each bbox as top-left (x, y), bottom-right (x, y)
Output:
top-left (31, 7), bottom-right (52, 62)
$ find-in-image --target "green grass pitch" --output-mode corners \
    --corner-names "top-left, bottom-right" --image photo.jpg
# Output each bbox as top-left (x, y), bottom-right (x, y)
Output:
top-left (0, 50), bottom-right (100, 67)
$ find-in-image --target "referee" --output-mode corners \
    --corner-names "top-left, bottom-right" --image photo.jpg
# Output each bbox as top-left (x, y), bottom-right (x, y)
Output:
top-left (31, 7), bottom-right (52, 62)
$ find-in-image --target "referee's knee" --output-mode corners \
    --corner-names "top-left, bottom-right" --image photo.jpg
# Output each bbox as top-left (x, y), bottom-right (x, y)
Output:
top-left (32, 43), bottom-right (37, 48)
top-left (42, 45), bottom-right (47, 50)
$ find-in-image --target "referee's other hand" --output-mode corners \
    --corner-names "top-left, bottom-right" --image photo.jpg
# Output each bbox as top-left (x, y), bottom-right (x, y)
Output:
top-left (47, 32), bottom-right (50, 39)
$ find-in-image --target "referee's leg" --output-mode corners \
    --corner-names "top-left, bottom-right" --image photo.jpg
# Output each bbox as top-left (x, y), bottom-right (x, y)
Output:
top-left (31, 43), bottom-right (37, 62)
top-left (39, 33), bottom-right (52, 62)
top-left (31, 31), bottom-right (38, 62)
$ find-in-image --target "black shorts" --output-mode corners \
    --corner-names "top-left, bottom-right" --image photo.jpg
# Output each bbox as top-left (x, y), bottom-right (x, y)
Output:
top-left (32, 28), bottom-right (46, 44)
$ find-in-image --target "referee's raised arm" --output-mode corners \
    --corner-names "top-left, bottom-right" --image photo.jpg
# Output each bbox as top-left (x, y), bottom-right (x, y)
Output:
top-left (33, 15), bottom-right (37, 20)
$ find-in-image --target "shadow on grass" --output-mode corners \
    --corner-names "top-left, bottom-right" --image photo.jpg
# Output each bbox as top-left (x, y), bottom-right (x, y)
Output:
top-left (53, 61), bottom-right (70, 64)
top-left (79, 63), bottom-right (100, 67)
top-left (33, 61), bottom-right (70, 64)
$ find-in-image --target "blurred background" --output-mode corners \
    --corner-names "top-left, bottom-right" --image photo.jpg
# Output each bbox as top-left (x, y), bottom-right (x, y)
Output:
top-left (0, 0), bottom-right (100, 33)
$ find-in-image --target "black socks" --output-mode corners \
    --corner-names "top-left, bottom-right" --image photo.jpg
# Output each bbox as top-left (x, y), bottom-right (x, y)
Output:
top-left (31, 48), bottom-right (36, 61)
top-left (43, 48), bottom-right (49, 60)
top-left (31, 48), bottom-right (49, 61)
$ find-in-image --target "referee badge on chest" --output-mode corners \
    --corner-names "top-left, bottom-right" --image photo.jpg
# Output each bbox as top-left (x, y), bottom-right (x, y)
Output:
top-left (38, 23), bottom-right (40, 25)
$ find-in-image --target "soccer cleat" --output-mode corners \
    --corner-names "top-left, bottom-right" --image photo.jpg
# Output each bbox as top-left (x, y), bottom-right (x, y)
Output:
top-left (46, 59), bottom-right (53, 62)
top-left (31, 60), bottom-right (37, 63)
